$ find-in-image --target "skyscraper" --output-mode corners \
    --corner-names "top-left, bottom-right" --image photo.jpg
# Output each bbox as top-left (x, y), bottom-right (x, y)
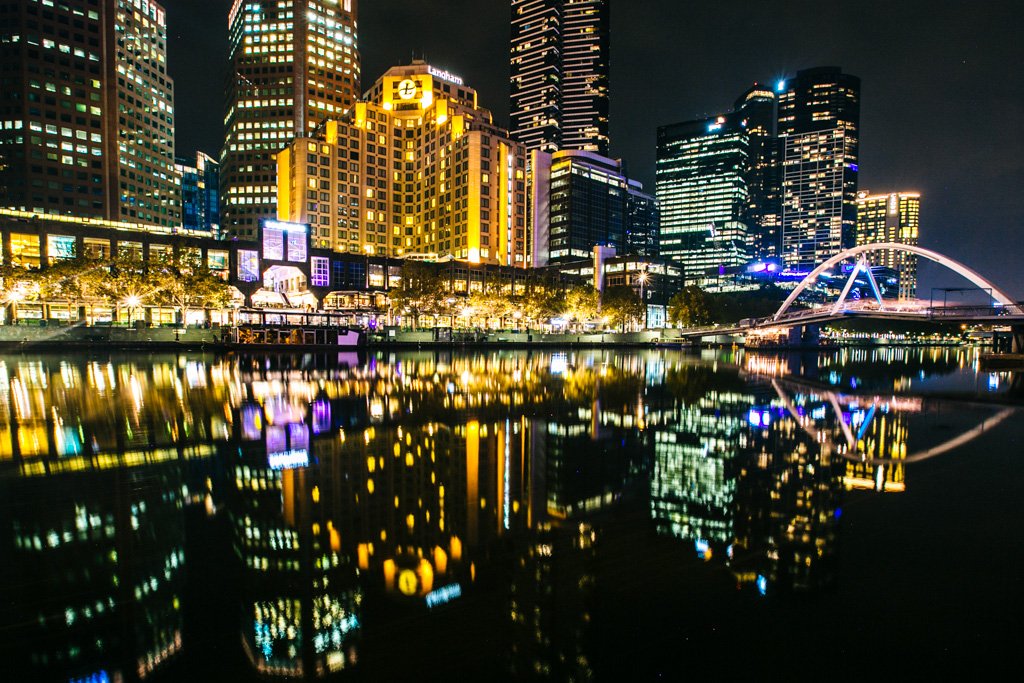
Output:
top-left (175, 151), bottom-right (220, 235)
top-left (777, 67), bottom-right (860, 270)
top-left (656, 111), bottom-right (751, 283)
top-left (510, 0), bottom-right (610, 156)
top-left (531, 149), bottom-right (656, 266)
top-left (856, 191), bottom-right (921, 298)
top-left (0, 0), bottom-right (179, 228)
top-left (734, 84), bottom-right (780, 259)
top-left (222, 0), bottom-right (360, 239)
top-left (277, 62), bottom-right (529, 266)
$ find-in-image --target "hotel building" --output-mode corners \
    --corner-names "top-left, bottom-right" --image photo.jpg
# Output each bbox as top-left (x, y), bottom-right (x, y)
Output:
top-left (276, 61), bottom-right (530, 267)
top-left (0, 0), bottom-right (179, 228)
top-left (222, 0), bottom-right (360, 239)
top-left (855, 191), bottom-right (921, 298)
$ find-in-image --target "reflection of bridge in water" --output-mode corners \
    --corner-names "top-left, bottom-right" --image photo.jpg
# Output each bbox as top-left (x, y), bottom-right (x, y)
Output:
top-left (770, 377), bottom-right (1018, 468)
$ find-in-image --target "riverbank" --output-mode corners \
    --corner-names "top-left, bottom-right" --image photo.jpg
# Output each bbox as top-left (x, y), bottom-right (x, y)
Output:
top-left (0, 324), bottom-right (1000, 354)
top-left (0, 325), bottom-right (688, 352)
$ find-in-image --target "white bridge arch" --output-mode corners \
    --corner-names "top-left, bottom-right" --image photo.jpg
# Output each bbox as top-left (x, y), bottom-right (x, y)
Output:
top-left (773, 243), bottom-right (1017, 321)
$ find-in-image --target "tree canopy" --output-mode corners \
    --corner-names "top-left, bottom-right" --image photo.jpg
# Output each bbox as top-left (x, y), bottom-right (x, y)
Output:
top-left (669, 285), bottom-right (789, 328)
top-left (601, 285), bottom-right (644, 331)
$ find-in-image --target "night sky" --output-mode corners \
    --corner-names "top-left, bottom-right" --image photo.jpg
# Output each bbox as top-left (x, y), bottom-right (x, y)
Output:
top-left (166, 0), bottom-right (1023, 298)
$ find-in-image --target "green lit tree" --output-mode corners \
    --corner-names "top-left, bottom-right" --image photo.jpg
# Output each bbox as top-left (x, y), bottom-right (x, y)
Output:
top-left (601, 285), bottom-right (644, 332)
top-left (668, 286), bottom-right (714, 328)
top-left (150, 253), bottom-right (232, 326)
top-left (562, 284), bottom-right (600, 330)
top-left (467, 281), bottom-right (513, 327)
top-left (98, 257), bottom-right (162, 324)
top-left (36, 257), bottom-right (109, 322)
top-left (0, 263), bottom-right (40, 323)
top-left (389, 261), bottom-right (451, 329)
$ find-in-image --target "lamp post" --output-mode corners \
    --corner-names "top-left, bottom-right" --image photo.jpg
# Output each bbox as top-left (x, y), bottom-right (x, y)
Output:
top-left (125, 295), bottom-right (141, 327)
top-left (363, 244), bottom-right (374, 327)
top-left (637, 270), bottom-right (649, 331)
top-left (7, 289), bottom-right (24, 325)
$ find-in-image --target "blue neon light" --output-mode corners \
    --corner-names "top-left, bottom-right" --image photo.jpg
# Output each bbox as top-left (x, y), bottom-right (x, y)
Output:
top-left (425, 583), bottom-right (462, 609)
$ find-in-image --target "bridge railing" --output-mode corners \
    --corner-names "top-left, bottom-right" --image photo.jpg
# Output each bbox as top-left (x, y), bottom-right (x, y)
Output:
top-left (756, 301), bottom-right (1024, 329)
top-left (926, 303), bottom-right (1024, 318)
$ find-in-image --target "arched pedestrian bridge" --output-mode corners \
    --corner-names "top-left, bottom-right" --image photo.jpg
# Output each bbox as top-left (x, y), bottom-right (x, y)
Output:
top-left (677, 243), bottom-right (1024, 351)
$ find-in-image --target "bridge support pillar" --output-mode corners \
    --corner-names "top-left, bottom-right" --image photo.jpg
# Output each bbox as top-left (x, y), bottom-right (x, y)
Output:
top-left (1012, 325), bottom-right (1024, 354)
top-left (788, 324), bottom-right (821, 348)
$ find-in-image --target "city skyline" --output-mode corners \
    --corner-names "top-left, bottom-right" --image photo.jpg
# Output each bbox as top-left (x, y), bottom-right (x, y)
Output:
top-left (163, 0), bottom-right (1023, 297)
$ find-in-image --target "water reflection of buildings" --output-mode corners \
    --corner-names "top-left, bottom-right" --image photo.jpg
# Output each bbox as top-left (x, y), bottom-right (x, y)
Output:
top-left (229, 395), bottom-right (362, 677)
top-left (645, 357), bottom-right (904, 595)
top-left (738, 400), bottom-right (845, 594)
top-left (0, 349), bottom-right (977, 679)
top-left (649, 388), bottom-right (751, 551)
top-left (0, 356), bottom-right (231, 680)
top-left (509, 522), bottom-right (596, 681)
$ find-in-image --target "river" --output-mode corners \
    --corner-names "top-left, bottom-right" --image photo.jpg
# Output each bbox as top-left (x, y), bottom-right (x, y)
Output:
top-left (0, 347), bottom-right (1020, 680)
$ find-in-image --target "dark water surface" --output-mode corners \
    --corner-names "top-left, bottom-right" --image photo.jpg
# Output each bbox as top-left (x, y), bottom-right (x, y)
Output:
top-left (0, 347), bottom-right (1021, 681)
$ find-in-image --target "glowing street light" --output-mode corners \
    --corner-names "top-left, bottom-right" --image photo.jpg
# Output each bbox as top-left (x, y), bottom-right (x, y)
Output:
top-left (124, 295), bottom-right (142, 326)
top-left (637, 270), bottom-right (649, 330)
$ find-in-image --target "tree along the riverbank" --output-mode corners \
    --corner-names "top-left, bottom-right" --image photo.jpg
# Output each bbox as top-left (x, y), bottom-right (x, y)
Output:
top-left (668, 285), bottom-right (789, 328)
top-left (601, 285), bottom-right (644, 332)
top-left (0, 255), bottom-right (233, 324)
top-left (389, 261), bottom-right (604, 331)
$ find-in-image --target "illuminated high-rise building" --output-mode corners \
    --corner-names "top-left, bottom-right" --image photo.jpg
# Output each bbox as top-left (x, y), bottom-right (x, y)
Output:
top-left (656, 111), bottom-right (751, 283)
top-left (509, 0), bottom-right (610, 156)
top-left (657, 84), bottom-right (786, 282)
top-left (531, 149), bottom-right (657, 265)
top-left (777, 67), bottom-right (861, 269)
top-left (222, 0), bottom-right (360, 239)
top-left (0, 0), bottom-right (179, 228)
top-left (856, 191), bottom-right (921, 299)
top-left (277, 62), bottom-right (529, 266)
top-left (734, 84), bottom-right (781, 259)
top-left (175, 151), bottom-right (220, 235)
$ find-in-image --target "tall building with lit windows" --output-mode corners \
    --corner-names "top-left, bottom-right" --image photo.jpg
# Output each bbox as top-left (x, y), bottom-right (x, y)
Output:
top-left (856, 191), bottom-right (920, 298)
top-left (656, 111), bottom-right (752, 283)
top-left (735, 84), bottom-right (781, 259)
top-left (777, 67), bottom-right (860, 269)
top-left (276, 61), bottom-right (529, 266)
top-left (175, 151), bottom-right (220, 235)
top-left (222, 0), bottom-right (360, 239)
top-left (530, 149), bottom-right (657, 265)
top-left (0, 0), bottom-right (179, 228)
top-left (509, 0), bottom-right (610, 156)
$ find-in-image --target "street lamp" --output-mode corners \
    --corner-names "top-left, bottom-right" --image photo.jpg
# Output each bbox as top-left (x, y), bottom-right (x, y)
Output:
top-left (363, 244), bottom-right (375, 327)
top-left (637, 270), bottom-right (649, 331)
top-left (125, 295), bottom-right (141, 326)
top-left (7, 289), bottom-right (24, 325)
